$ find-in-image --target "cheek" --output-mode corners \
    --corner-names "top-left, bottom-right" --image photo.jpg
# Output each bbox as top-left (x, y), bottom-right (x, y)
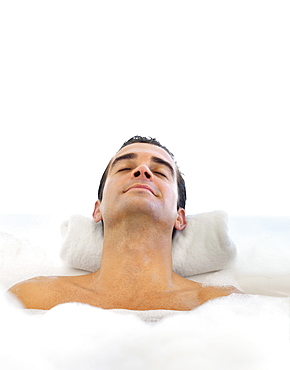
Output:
top-left (102, 176), bottom-right (123, 204)
top-left (100, 179), bottom-right (113, 209)
top-left (103, 175), bottom-right (116, 195)
top-left (163, 183), bottom-right (178, 206)
top-left (99, 180), bottom-right (116, 217)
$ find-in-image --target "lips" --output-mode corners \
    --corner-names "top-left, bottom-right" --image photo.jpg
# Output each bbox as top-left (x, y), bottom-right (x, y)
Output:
top-left (125, 184), bottom-right (155, 195)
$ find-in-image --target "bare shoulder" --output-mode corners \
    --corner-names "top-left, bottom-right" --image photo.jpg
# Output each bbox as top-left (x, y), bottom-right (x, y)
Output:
top-left (198, 284), bottom-right (244, 303)
top-left (9, 276), bottom-right (72, 310)
top-left (170, 275), bottom-right (243, 310)
top-left (174, 274), bottom-right (243, 298)
top-left (9, 276), bottom-right (55, 294)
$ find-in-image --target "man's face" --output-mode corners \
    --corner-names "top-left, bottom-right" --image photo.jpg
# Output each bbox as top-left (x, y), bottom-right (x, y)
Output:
top-left (95, 143), bottom-right (185, 230)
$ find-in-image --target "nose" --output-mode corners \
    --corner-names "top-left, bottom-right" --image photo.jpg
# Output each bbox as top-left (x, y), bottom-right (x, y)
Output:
top-left (133, 165), bottom-right (152, 179)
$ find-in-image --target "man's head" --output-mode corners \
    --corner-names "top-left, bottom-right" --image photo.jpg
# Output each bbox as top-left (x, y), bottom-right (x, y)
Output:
top-left (93, 136), bottom-right (187, 233)
top-left (98, 136), bottom-right (186, 210)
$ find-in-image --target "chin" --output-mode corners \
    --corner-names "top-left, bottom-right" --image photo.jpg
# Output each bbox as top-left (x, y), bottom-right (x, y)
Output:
top-left (126, 202), bottom-right (176, 227)
top-left (125, 198), bottom-right (158, 214)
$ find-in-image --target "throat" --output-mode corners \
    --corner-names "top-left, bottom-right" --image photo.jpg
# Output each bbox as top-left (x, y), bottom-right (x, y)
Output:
top-left (98, 256), bottom-right (174, 293)
top-left (96, 242), bottom-right (175, 295)
top-left (97, 221), bottom-right (176, 295)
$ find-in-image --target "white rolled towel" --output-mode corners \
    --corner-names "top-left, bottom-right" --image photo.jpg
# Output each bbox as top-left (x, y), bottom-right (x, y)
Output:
top-left (60, 211), bottom-right (236, 277)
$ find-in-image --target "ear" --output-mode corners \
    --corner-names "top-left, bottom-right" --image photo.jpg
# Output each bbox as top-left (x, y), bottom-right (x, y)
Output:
top-left (92, 200), bottom-right (103, 223)
top-left (174, 208), bottom-right (187, 231)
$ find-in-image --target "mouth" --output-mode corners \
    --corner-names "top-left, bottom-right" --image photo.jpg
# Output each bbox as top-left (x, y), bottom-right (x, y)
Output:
top-left (126, 184), bottom-right (155, 195)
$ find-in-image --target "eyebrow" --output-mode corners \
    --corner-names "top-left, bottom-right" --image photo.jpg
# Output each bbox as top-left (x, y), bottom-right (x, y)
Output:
top-left (111, 152), bottom-right (175, 176)
top-left (151, 156), bottom-right (175, 176)
top-left (111, 153), bottom-right (137, 168)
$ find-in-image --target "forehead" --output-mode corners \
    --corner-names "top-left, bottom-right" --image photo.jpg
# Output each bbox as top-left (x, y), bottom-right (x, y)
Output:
top-left (112, 143), bottom-right (175, 165)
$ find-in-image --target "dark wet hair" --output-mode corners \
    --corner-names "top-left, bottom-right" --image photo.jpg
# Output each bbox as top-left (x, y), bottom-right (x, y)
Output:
top-left (98, 136), bottom-right (186, 210)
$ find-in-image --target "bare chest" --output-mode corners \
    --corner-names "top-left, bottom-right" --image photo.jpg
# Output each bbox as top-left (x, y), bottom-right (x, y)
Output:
top-left (40, 275), bottom-right (237, 311)
top-left (51, 282), bottom-right (203, 311)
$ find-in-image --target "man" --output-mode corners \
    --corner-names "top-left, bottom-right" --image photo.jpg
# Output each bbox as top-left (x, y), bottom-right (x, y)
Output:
top-left (9, 136), bottom-right (241, 310)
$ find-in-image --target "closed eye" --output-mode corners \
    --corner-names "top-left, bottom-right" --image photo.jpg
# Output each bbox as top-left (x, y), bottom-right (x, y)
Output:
top-left (118, 168), bottom-right (131, 172)
top-left (154, 171), bottom-right (167, 178)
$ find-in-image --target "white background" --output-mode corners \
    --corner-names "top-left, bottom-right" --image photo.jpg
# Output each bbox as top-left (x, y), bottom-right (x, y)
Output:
top-left (1, 1), bottom-right (289, 219)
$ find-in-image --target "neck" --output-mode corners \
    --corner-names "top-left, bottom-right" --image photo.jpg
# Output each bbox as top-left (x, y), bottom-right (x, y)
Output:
top-left (95, 217), bottom-right (175, 293)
